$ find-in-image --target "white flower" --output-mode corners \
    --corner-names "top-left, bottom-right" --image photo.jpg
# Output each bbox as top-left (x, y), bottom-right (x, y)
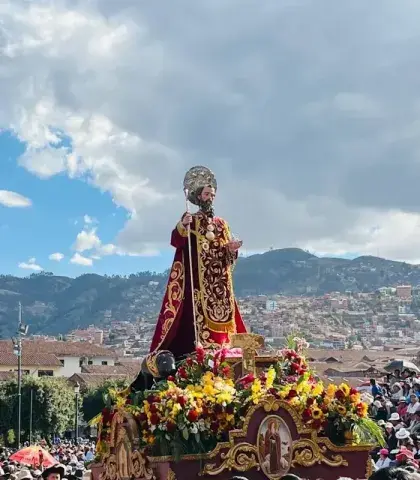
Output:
top-left (190, 425), bottom-right (198, 434)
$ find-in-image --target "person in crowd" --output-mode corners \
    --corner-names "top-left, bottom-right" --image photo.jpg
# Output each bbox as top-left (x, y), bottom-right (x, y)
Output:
top-left (407, 394), bottom-right (420, 423)
top-left (376, 449), bottom-right (392, 470)
top-left (372, 379), bottom-right (384, 397)
top-left (398, 398), bottom-right (409, 418)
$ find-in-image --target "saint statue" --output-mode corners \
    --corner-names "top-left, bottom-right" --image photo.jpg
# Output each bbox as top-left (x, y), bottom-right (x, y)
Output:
top-left (150, 166), bottom-right (247, 358)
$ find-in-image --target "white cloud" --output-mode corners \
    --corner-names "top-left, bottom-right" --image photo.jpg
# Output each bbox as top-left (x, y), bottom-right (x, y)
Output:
top-left (18, 257), bottom-right (43, 271)
top-left (4, 1), bottom-right (420, 263)
top-left (83, 215), bottom-right (96, 225)
top-left (73, 228), bottom-right (101, 252)
top-left (18, 145), bottom-right (68, 179)
top-left (0, 190), bottom-right (32, 208)
top-left (70, 253), bottom-right (93, 266)
top-left (48, 252), bottom-right (64, 262)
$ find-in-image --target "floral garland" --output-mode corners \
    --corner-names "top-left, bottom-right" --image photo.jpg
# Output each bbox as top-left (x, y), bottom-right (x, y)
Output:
top-left (95, 337), bottom-right (381, 458)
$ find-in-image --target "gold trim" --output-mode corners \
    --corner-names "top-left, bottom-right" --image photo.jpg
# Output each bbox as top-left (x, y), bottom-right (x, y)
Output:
top-left (153, 258), bottom-right (185, 352)
top-left (291, 438), bottom-right (348, 468)
top-left (176, 221), bottom-right (188, 237)
top-left (199, 442), bottom-right (259, 476)
top-left (366, 457), bottom-right (373, 479)
top-left (167, 468), bottom-right (176, 480)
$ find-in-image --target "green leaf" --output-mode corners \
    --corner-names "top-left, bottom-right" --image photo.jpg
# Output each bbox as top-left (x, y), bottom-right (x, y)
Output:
top-left (182, 427), bottom-right (189, 441)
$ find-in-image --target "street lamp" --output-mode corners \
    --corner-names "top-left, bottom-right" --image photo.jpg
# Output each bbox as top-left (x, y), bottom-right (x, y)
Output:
top-left (13, 302), bottom-right (28, 448)
top-left (74, 382), bottom-right (80, 444)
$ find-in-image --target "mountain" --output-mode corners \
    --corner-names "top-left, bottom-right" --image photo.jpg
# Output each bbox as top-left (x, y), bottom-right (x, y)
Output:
top-left (0, 248), bottom-right (419, 338)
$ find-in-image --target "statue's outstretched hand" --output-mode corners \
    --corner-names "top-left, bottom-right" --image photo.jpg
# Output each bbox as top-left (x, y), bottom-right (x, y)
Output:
top-left (227, 240), bottom-right (242, 252)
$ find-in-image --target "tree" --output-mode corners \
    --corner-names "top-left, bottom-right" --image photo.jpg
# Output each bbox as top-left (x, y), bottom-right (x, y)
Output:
top-left (0, 376), bottom-right (78, 442)
top-left (82, 379), bottom-right (130, 423)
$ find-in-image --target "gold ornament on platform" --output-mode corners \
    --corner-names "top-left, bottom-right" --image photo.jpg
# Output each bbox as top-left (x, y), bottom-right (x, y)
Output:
top-left (291, 438), bottom-right (348, 469)
top-left (230, 333), bottom-right (265, 375)
top-left (200, 442), bottom-right (260, 476)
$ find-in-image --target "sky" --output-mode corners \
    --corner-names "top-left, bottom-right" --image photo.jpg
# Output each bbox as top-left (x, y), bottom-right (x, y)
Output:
top-left (2, 0), bottom-right (420, 277)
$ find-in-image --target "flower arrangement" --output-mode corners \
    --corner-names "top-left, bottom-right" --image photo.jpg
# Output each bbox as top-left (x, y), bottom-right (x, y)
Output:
top-left (95, 337), bottom-right (383, 458)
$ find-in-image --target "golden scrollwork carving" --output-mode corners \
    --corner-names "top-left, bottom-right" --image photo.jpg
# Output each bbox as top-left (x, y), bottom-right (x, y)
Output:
top-left (291, 438), bottom-right (348, 468)
top-left (167, 468), bottom-right (176, 480)
top-left (200, 442), bottom-right (260, 476)
top-left (131, 450), bottom-right (155, 480)
top-left (100, 454), bottom-right (120, 480)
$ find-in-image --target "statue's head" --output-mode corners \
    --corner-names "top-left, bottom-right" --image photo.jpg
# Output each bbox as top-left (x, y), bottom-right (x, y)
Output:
top-left (195, 185), bottom-right (216, 217)
top-left (155, 350), bottom-right (176, 377)
top-left (141, 350), bottom-right (176, 379)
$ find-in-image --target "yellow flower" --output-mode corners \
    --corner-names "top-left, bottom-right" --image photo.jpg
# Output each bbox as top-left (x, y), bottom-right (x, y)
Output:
top-left (312, 383), bottom-right (324, 396)
top-left (266, 366), bottom-right (276, 389)
top-left (326, 384), bottom-right (337, 398)
top-left (312, 407), bottom-right (323, 420)
top-left (339, 383), bottom-right (350, 396)
top-left (336, 405), bottom-right (347, 415)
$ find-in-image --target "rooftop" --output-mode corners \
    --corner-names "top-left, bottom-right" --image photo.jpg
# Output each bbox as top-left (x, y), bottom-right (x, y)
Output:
top-left (0, 339), bottom-right (116, 359)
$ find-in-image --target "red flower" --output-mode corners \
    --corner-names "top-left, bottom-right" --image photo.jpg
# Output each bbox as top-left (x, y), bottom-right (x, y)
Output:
top-left (306, 398), bottom-right (315, 407)
top-left (177, 395), bottom-right (188, 406)
top-left (335, 389), bottom-right (345, 401)
top-left (137, 412), bottom-right (147, 423)
top-left (221, 366), bottom-right (231, 376)
top-left (167, 375), bottom-right (175, 382)
top-left (166, 421), bottom-right (176, 432)
top-left (177, 367), bottom-right (188, 379)
top-left (186, 357), bottom-right (193, 366)
top-left (239, 373), bottom-right (255, 385)
top-left (288, 389), bottom-right (298, 399)
top-left (302, 408), bottom-right (312, 420)
top-left (210, 422), bottom-right (219, 433)
top-left (350, 388), bottom-right (358, 396)
top-left (195, 346), bottom-right (205, 363)
top-left (125, 398), bottom-right (132, 405)
top-left (150, 413), bottom-right (160, 425)
top-left (146, 394), bottom-right (160, 404)
top-left (187, 409), bottom-right (199, 422)
top-left (149, 404), bottom-right (159, 413)
top-left (312, 419), bottom-right (322, 430)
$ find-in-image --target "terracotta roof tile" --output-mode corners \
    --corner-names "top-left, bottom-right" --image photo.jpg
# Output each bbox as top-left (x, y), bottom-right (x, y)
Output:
top-left (68, 373), bottom-right (133, 388)
top-left (0, 339), bottom-right (117, 359)
top-left (0, 341), bottom-right (62, 366)
top-left (81, 363), bottom-right (141, 376)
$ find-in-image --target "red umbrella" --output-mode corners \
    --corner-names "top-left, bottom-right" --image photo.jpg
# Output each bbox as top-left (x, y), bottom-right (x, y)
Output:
top-left (9, 446), bottom-right (57, 468)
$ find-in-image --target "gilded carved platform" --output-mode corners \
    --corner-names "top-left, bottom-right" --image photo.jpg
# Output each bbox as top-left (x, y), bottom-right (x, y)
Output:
top-left (95, 395), bottom-right (372, 480)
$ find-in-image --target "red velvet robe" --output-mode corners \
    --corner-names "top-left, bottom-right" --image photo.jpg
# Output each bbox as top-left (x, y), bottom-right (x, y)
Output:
top-left (150, 211), bottom-right (247, 358)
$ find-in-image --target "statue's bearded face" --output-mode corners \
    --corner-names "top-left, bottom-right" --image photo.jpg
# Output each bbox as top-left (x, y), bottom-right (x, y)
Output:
top-left (198, 186), bottom-right (215, 217)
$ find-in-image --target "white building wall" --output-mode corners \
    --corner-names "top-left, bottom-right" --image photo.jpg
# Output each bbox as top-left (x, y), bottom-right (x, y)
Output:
top-left (89, 356), bottom-right (115, 366)
top-left (58, 356), bottom-right (82, 377)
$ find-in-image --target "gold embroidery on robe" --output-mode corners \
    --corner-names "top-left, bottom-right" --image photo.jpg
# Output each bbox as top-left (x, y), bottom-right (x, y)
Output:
top-left (155, 257), bottom-right (184, 350)
top-left (195, 216), bottom-right (235, 334)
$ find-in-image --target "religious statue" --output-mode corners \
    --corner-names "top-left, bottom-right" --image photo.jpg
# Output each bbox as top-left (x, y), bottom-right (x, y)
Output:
top-left (150, 166), bottom-right (247, 358)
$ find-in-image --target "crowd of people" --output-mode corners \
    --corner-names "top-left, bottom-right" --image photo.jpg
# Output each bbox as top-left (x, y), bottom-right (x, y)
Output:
top-left (0, 441), bottom-right (95, 480)
top-left (367, 368), bottom-right (420, 473)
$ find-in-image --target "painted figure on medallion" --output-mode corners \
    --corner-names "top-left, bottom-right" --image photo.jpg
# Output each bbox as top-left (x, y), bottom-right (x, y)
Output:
top-left (150, 166), bottom-right (247, 359)
top-left (258, 415), bottom-right (292, 479)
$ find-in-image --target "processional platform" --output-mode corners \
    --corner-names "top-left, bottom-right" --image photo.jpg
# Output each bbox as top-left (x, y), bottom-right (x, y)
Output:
top-left (91, 334), bottom-right (373, 480)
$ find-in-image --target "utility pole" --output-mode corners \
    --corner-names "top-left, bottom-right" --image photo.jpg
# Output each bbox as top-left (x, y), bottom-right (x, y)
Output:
top-left (29, 388), bottom-right (33, 445)
top-left (17, 302), bottom-right (22, 448)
